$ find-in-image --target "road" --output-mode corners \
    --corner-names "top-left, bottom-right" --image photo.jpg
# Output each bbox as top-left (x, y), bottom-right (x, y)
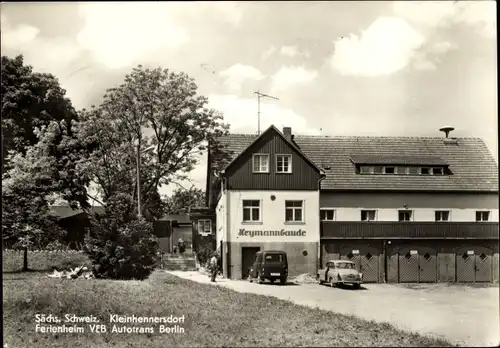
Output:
top-left (168, 271), bottom-right (500, 347)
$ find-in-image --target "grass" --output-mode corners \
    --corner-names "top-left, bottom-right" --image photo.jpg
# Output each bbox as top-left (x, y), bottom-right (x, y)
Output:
top-left (3, 252), bottom-right (455, 347)
top-left (3, 250), bottom-right (91, 273)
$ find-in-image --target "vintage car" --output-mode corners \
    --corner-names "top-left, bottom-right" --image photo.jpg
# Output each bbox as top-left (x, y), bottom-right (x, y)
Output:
top-left (248, 250), bottom-right (288, 285)
top-left (317, 260), bottom-right (363, 288)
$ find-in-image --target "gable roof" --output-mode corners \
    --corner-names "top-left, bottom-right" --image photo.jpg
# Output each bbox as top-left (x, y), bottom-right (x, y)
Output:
top-left (220, 125), bottom-right (324, 175)
top-left (213, 131), bottom-right (498, 192)
top-left (49, 205), bottom-right (105, 219)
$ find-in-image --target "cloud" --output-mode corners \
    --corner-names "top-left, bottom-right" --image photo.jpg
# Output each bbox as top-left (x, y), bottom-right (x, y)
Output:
top-left (219, 64), bottom-right (266, 93)
top-left (393, 1), bottom-right (496, 38)
top-left (270, 66), bottom-right (318, 92)
top-left (330, 17), bottom-right (425, 76)
top-left (76, 3), bottom-right (189, 69)
top-left (261, 46), bottom-right (276, 61)
top-left (207, 93), bottom-right (319, 135)
top-left (279, 45), bottom-right (310, 58)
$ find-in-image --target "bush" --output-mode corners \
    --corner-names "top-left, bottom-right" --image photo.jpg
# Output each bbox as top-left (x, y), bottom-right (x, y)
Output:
top-left (196, 242), bottom-right (215, 266)
top-left (83, 195), bottom-right (159, 280)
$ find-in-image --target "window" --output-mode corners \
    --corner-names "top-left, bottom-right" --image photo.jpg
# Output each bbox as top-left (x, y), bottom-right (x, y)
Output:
top-left (398, 210), bottom-right (412, 221)
top-left (420, 167), bottom-right (431, 175)
top-left (285, 200), bottom-right (303, 222)
top-left (361, 210), bottom-right (376, 221)
top-left (243, 200), bottom-right (261, 222)
top-left (433, 167), bottom-right (444, 175)
top-left (276, 154), bottom-right (292, 173)
top-left (320, 209), bottom-right (335, 221)
top-left (198, 220), bottom-right (212, 234)
top-left (396, 166), bottom-right (408, 175)
top-left (252, 154), bottom-right (269, 173)
top-left (373, 166), bottom-right (383, 174)
top-left (265, 254), bottom-right (283, 262)
top-left (476, 211), bottom-right (490, 222)
top-left (360, 166), bottom-right (373, 174)
top-left (384, 166), bottom-right (395, 174)
top-left (408, 167), bottom-right (419, 175)
top-left (435, 210), bottom-right (450, 222)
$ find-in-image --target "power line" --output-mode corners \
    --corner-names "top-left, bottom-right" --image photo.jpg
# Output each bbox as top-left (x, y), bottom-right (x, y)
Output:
top-left (254, 90), bottom-right (279, 135)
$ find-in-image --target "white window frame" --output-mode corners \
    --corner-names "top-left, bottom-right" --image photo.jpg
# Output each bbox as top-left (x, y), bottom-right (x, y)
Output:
top-left (252, 154), bottom-right (269, 173)
top-left (198, 219), bottom-right (212, 235)
top-left (285, 200), bottom-right (304, 223)
top-left (276, 154), bottom-right (292, 174)
top-left (432, 167), bottom-right (444, 175)
top-left (242, 199), bottom-right (262, 223)
top-left (320, 208), bottom-right (336, 221)
top-left (361, 210), bottom-right (377, 222)
top-left (420, 167), bottom-right (432, 175)
top-left (476, 211), bottom-right (490, 222)
top-left (435, 210), bottom-right (450, 222)
top-left (396, 166), bottom-right (409, 175)
top-left (398, 210), bottom-right (413, 222)
top-left (360, 166), bottom-right (374, 174)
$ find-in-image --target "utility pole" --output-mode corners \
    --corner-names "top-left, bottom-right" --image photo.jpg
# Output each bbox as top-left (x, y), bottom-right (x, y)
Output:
top-left (254, 90), bottom-right (279, 135)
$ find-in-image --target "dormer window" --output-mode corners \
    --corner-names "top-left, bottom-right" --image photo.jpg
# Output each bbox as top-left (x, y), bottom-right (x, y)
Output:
top-left (420, 167), bottom-right (431, 175)
top-left (360, 166), bottom-right (373, 174)
top-left (433, 167), bottom-right (444, 175)
top-left (384, 166), bottom-right (395, 174)
top-left (252, 154), bottom-right (269, 173)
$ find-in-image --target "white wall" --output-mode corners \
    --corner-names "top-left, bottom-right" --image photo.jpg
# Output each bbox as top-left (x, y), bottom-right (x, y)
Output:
top-left (329, 207), bottom-right (499, 222)
top-left (227, 190), bottom-right (320, 243)
top-left (216, 190), bottom-right (226, 246)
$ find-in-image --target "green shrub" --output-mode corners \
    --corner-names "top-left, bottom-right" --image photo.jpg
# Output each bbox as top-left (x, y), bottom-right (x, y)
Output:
top-left (83, 194), bottom-right (159, 280)
top-left (196, 242), bottom-right (215, 266)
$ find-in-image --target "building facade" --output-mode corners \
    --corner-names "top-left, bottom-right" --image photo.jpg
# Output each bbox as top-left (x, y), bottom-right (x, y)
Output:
top-left (191, 125), bottom-right (499, 282)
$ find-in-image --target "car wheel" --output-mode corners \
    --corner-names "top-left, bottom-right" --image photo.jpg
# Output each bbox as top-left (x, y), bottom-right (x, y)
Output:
top-left (256, 273), bottom-right (262, 284)
top-left (329, 277), bottom-right (335, 288)
top-left (280, 277), bottom-right (286, 285)
top-left (353, 283), bottom-right (361, 290)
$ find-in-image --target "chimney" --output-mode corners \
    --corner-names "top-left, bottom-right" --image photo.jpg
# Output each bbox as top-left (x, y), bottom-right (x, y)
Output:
top-left (283, 127), bottom-right (292, 141)
top-left (439, 126), bottom-right (455, 138)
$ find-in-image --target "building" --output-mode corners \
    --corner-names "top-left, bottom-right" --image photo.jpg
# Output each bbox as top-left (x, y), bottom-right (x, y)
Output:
top-left (155, 214), bottom-right (193, 253)
top-left (191, 125), bottom-right (499, 283)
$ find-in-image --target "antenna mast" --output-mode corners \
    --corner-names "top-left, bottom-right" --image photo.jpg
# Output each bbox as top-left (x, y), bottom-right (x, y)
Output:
top-left (254, 89), bottom-right (279, 135)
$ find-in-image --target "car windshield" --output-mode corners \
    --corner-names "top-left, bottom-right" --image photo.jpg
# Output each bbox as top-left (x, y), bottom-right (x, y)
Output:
top-left (335, 262), bottom-right (355, 269)
top-left (265, 254), bottom-right (283, 262)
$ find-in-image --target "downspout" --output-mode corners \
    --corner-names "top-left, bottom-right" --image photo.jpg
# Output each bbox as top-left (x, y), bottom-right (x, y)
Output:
top-left (221, 171), bottom-right (230, 278)
top-left (317, 173), bottom-right (327, 272)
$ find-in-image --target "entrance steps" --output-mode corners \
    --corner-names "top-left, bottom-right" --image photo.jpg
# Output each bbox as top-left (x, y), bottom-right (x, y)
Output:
top-left (161, 252), bottom-right (196, 271)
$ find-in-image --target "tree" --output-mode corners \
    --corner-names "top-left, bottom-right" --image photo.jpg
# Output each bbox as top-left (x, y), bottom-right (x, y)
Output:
top-left (76, 65), bottom-right (229, 218)
top-left (1, 55), bottom-right (78, 173)
top-left (2, 120), bottom-right (93, 270)
top-left (164, 187), bottom-right (206, 215)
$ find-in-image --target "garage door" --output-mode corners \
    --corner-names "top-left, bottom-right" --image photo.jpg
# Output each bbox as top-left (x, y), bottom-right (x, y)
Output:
top-left (456, 246), bottom-right (493, 283)
top-left (398, 246), bottom-right (437, 283)
top-left (340, 245), bottom-right (380, 283)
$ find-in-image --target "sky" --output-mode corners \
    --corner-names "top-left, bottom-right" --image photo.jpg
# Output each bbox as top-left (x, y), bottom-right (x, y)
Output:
top-left (1, 1), bottom-right (497, 198)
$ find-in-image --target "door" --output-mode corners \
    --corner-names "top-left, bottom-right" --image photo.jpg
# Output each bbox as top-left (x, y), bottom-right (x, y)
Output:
top-left (241, 247), bottom-right (260, 279)
top-left (340, 245), bottom-right (380, 282)
top-left (456, 246), bottom-right (493, 283)
top-left (399, 251), bottom-right (419, 282)
top-left (418, 252), bottom-right (437, 283)
top-left (456, 253), bottom-right (475, 282)
top-left (475, 253), bottom-right (492, 282)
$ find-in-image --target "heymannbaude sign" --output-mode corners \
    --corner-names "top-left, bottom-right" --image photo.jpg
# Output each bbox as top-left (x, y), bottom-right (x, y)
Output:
top-left (238, 229), bottom-right (306, 237)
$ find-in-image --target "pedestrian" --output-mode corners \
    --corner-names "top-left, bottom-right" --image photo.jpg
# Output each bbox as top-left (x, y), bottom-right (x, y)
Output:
top-left (209, 253), bottom-right (218, 282)
top-left (178, 237), bottom-right (185, 254)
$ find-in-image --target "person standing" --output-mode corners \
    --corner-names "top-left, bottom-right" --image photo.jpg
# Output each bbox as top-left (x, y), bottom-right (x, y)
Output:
top-left (178, 237), bottom-right (185, 254)
top-left (209, 253), bottom-right (218, 282)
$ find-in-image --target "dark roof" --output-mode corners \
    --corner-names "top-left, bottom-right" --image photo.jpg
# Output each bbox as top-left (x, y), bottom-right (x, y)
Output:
top-left (349, 155), bottom-right (448, 166)
top-left (49, 205), bottom-right (105, 219)
top-left (159, 214), bottom-right (191, 223)
top-left (221, 125), bottom-right (323, 175)
top-left (214, 128), bottom-right (498, 192)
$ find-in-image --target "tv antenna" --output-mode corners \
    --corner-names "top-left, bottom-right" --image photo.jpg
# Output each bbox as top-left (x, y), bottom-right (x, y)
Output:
top-left (254, 89), bottom-right (279, 135)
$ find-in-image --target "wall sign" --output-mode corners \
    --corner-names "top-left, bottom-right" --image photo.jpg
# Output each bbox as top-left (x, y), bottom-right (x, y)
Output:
top-left (238, 228), bottom-right (306, 238)
top-left (352, 250), bottom-right (359, 255)
top-left (410, 250), bottom-right (418, 255)
top-left (467, 250), bottom-right (474, 255)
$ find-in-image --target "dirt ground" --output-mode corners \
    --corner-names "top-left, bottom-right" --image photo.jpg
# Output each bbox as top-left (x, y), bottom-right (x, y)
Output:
top-left (169, 271), bottom-right (500, 347)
